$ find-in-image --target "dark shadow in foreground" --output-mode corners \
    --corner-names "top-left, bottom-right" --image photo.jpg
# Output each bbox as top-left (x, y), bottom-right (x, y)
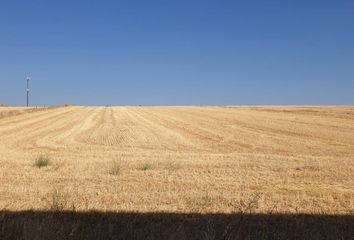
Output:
top-left (0, 211), bottom-right (353, 240)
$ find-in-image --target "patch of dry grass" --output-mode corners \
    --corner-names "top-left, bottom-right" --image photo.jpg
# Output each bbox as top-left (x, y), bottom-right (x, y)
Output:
top-left (108, 161), bottom-right (121, 175)
top-left (0, 106), bottom-right (353, 216)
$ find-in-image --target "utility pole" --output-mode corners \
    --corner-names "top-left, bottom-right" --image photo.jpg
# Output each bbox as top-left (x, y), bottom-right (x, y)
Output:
top-left (26, 76), bottom-right (31, 107)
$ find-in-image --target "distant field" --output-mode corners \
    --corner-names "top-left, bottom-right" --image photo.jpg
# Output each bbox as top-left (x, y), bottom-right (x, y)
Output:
top-left (0, 106), bottom-right (353, 239)
top-left (0, 106), bottom-right (43, 118)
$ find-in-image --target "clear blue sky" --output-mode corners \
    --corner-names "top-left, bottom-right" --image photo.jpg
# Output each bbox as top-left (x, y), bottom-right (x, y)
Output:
top-left (1, 0), bottom-right (353, 106)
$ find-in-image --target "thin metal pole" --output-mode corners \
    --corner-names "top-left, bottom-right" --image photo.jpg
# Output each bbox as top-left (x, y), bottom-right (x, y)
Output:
top-left (26, 77), bottom-right (30, 107)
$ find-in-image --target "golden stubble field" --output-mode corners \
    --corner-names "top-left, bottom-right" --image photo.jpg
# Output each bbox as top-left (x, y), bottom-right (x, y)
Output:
top-left (0, 106), bottom-right (353, 215)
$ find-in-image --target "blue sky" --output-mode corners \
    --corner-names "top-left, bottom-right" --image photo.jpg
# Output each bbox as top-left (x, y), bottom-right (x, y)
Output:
top-left (0, 0), bottom-right (353, 106)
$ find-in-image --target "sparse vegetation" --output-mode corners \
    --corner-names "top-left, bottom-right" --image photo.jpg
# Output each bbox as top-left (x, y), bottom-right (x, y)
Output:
top-left (34, 155), bottom-right (50, 168)
top-left (44, 189), bottom-right (69, 211)
top-left (165, 162), bottom-right (182, 172)
top-left (139, 163), bottom-right (153, 171)
top-left (109, 161), bottom-right (121, 175)
top-left (199, 194), bottom-right (214, 210)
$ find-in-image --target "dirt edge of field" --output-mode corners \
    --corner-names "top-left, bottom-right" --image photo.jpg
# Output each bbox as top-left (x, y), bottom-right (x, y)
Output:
top-left (1, 210), bottom-right (353, 240)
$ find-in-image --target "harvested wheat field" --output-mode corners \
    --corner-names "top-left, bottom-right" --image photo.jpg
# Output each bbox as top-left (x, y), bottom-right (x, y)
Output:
top-left (1, 106), bottom-right (354, 239)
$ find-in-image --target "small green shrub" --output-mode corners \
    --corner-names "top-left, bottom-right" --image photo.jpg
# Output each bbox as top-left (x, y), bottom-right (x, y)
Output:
top-left (139, 163), bottom-right (153, 171)
top-left (35, 156), bottom-right (50, 168)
